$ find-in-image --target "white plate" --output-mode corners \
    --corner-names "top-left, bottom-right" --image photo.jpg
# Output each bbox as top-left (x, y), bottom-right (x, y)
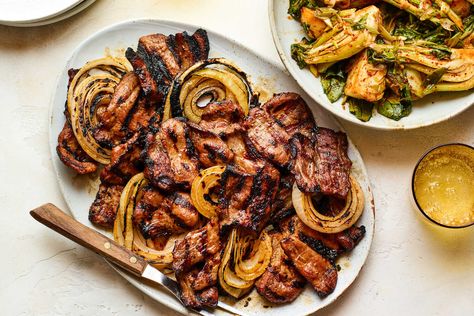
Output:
top-left (269, 0), bottom-right (474, 130)
top-left (0, 0), bottom-right (83, 23)
top-left (49, 19), bottom-right (375, 316)
top-left (1, 0), bottom-right (95, 27)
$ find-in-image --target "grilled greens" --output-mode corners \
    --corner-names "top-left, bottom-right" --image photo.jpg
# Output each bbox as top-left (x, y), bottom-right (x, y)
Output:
top-left (290, 1), bottom-right (474, 122)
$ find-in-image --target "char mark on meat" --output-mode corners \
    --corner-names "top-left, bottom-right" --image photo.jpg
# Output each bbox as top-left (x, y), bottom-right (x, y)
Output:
top-left (270, 172), bottom-right (296, 224)
top-left (126, 48), bottom-right (162, 108)
top-left (263, 92), bottom-right (317, 139)
top-left (244, 107), bottom-right (292, 166)
top-left (255, 230), bottom-right (306, 304)
top-left (290, 128), bottom-right (352, 199)
top-left (283, 216), bottom-right (365, 263)
top-left (133, 185), bottom-right (199, 239)
top-left (218, 162), bottom-right (280, 234)
top-left (199, 100), bottom-right (246, 137)
top-left (100, 131), bottom-right (145, 185)
top-left (281, 235), bottom-right (337, 297)
top-left (126, 30), bottom-right (209, 112)
top-left (187, 122), bottom-right (234, 168)
top-left (143, 118), bottom-right (200, 191)
top-left (89, 184), bottom-right (124, 228)
top-left (57, 121), bottom-right (98, 174)
top-left (172, 219), bottom-right (221, 308)
top-left (92, 72), bottom-right (141, 148)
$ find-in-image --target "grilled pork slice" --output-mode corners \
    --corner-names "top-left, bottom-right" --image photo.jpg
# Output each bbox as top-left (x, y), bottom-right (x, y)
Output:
top-left (93, 72), bottom-right (141, 148)
top-left (100, 131), bottom-right (145, 185)
top-left (133, 185), bottom-right (199, 239)
top-left (281, 235), bottom-right (338, 297)
top-left (245, 107), bottom-right (292, 166)
top-left (144, 118), bottom-right (200, 191)
top-left (263, 92), bottom-right (317, 139)
top-left (270, 172), bottom-right (296, 224)
top-left (57, 121), bottom-right (98, 174)
top-left (126, 48), bottom-right (162, 108)
top-left (285, 216), bottom-right (365, 262)
top-left (126, 29), bottom-right (209, 110)
top-left (255, 231), bottom-right (306, 303)
top-left (218, 162), bottom-right (280, 234)
top-left (291, 128), bottom-right (352, 198)
top-left (89, 184), bottom-right (124, 228)
top-left (187, 122), bottom-right (234, 168)
top-left (199, 100), bottom-right (246, 137)
top-left (172, 219), bottom-right (221, 308)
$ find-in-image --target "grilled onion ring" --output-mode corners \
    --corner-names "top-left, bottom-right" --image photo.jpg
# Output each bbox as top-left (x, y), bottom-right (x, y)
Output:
top-left (292, 175), bottom-right (365, 233)
top-left (234, 229), bottom-right (272, 281)
top-left (218, 228), bottom-right (272, 298)
top-left (113, 173), bottom-right (182, 268)
top-left (219, 229), bottom-right (254, 298)
top-left (163, 58), bottom-right (254, 122)
top-left (190, 165), bottom-right (226, 218)
top-left (67, 57), bottom-right (132, 164)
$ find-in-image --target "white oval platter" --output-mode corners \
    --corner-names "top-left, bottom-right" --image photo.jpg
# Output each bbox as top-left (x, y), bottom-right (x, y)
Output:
top-left (49, 19), bottom-right (375, 316)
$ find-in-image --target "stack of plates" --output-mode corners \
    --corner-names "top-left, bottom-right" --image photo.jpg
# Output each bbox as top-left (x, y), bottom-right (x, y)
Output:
top-left (0, 0), bottom-right (95, 27)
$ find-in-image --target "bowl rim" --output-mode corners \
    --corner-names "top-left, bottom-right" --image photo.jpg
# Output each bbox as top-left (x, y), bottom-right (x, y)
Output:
top-left (411, 142), bottom-right (474, 229)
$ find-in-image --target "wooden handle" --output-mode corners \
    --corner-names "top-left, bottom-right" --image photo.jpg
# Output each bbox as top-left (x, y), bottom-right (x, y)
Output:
top-left (30, 203), bottom-right (147, 276)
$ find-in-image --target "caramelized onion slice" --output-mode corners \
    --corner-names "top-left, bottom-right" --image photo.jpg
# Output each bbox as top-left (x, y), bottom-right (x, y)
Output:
top-left (113, 172), bottom-right (182, 268)
top-left (234, 229), bottom-right (272, 281)
top-left (293, 175), bottom-right (365, 233)
top-left (163, 58), bottom-right (254, 122)
top-left (67, 57), bottom-right (132, 164)
top-left (218, 229), bottom-right (254, 298)
top-left (190, 165), bottom-right (226, 218)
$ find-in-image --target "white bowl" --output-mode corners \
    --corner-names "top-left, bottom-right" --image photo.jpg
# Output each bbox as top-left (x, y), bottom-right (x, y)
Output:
top-left (268, 0), bottom-right (474, 129)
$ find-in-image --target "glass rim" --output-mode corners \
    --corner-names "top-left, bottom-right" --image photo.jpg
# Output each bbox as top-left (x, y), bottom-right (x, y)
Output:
top-left (411, 143), bottom-right (474, 229)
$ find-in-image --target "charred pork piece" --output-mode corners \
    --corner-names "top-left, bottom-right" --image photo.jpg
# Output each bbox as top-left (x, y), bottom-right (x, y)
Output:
top-left (143, 118), bottom-right (200, 191)
top-left (199, 100), bottom-right (246, 137)
top-left (270, 172), bottom-right (296, 224)
top-left (57, 121), bottom-right (98, 174)
top-left (93, 72), bottom-right (141, 148)
top-left (133, 185), bottom-right (199, 239)
top-left (100, 132), bottom-right (144, 185)
top-left (218, 162), bottom-right (280, 234)
top-left (281, 235), bottom-right (337, 297)
top-left (124, 96), bottom-right (157, 135)
top-left (263, 92), bottom-right (317, 139)
top-left (245, 107), bottom-right (292, 166)
top-left (126, 30), bottom-right (209, 110)
top-left (187, 122), bottom-right (234, 168)
top-left (255, 231), bottom-right (306, 304)
top-left (285, 216), bottom-right (365, 262)
top-left (89, 184), bottom-right (124, 228)
top-left (290, 128), bottom-right (352, 199)
top-left (172, 219), bottom-right (221, 309)
top-left (126, 48), bottom-right (162, 108)
top-left (333, 225), bottom-right (366, 252)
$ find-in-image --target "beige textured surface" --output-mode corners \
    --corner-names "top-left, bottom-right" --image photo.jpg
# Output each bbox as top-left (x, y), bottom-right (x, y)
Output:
top-left (0, 0), bottom-right (473, 315)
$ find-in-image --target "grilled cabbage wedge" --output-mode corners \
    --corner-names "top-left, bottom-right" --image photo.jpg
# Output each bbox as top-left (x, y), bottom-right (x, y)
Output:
top-left (289, 0), bottom-right (474, 122)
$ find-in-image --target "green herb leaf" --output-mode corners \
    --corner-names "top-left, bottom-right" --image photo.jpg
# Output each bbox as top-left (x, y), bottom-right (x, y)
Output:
top-left (321, 63), bottom-right (346, 102)
top-left (288, 0), bottom-right (318, 20)
top-left (423, 67), bottom-right (448, 94)
top-left (377, 87), bottom-right (412, 121)
top-left (351, 14), bottom-right (368, 31)
top-left (347, 97), bottom-right (374, 122)
top-left (291, 42), bottom-right (308, 69)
